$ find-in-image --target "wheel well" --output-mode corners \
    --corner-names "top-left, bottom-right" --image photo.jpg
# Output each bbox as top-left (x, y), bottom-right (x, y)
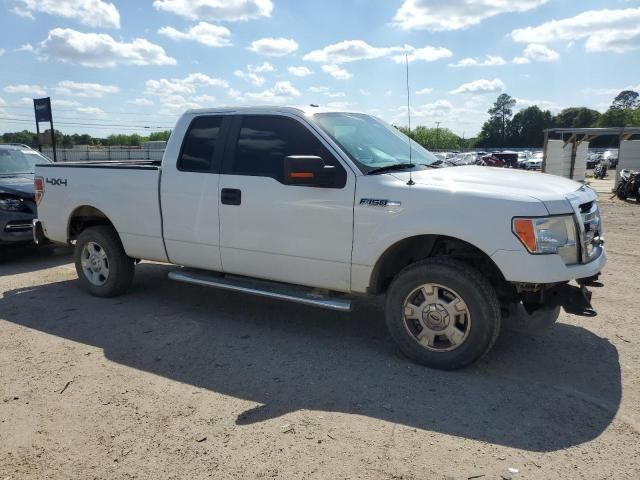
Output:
top-left (68, 206), bottom-right (114, 241)
top-left (368, 235), bottom-right (509, 297)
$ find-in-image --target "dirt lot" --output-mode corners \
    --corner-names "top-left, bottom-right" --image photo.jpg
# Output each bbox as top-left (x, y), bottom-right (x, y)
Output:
top-left (1, 179), bottom-right (639, 480)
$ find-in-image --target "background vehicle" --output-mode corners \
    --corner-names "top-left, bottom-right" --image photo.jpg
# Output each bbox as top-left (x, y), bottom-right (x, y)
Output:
top-left (603, 150), bottom-right (619, 169)
top-left (34, 107), bottom-right (606, 370)
top-left (0, 145), bottom-right (51, 245)
top-left (594, 162), bottom-right (607, 179)
top-left (491, 151), bottom-right (519, 168)
top-left (522, 151), bottom-right (544, 170)
top-left (587, 152), bottom-right (602, 169)
top-left (476, 154), bottom-right (504, 167)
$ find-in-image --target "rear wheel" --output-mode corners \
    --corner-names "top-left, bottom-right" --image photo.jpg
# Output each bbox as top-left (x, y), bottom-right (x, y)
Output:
top-left (384, 257), bottom-right (501, 370)
top-left (74, 226), bottom-right (134, 297)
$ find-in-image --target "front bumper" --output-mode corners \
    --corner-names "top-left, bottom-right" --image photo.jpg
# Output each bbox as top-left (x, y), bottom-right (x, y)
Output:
top-left (491, 246), bottom-right (606, 284)
top-left (0, 210), bottom-right (36, 245)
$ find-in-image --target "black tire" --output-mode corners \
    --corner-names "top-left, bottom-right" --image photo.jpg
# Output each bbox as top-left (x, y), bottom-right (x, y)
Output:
top-left (74, 225), bottom-right (134, 297)
top-left (384, 257), bottom-right (501, 370)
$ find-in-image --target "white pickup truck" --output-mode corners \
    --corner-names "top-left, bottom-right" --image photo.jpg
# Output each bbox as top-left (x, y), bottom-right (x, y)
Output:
top-left (33, 107), bottom-right (606, 369)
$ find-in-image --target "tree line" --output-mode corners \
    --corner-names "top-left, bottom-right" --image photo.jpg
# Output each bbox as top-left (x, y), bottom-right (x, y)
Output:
top-left (399, 90), bottom-right (640, 150)
top-left (0, 130), bottom-right (172, 148)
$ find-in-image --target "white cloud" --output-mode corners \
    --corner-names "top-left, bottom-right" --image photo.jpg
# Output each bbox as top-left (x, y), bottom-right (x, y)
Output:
top-left (582, 84), bottom-right (640, 96)
top-left (359, 89), bottom-right (370, 95)
top-left (416, 87), bottom-right (434, 95)
top-left (245, 81), bottom-right (301, 102)
top-left (11, 6), bottom-right (34, 19)
top-left (305, 40), bottom-right (451, 65)
top-left (235, 70), bottom-right (265, 86)
top-left (513, 44), bottom-right (560, 64)
top-left (511, 8), bottom-right (640, 54)
top-left (145, 73), bottom-right (228, 96)
top-left (76, 106), bottom-right (107, 118)
top-left (249, 38), bottom-right (298, 56)
top-left (0, 49), bottom-right (5, 57)
top-left (250, 62), bottom-right (274, 73)
top-left (158, 94), bottom-right (217, 115)
top-left (234, 62), bottom-right (275, 86)
top-left (326, 101), bottom-right (353, 109)
top-left (3, 84), bottom-right (47, 96)
top-left (309, 86), bottom-right (345, 98)
top-left (449, 55), bottom-right (507, 67)
top-left (321, 64), bottom-right (352, 80)
top-left (450, 78), bottom-right (505, 95)
top-left (305, 40), bottom-right (401, 64)
top-left (153, 0), bottom-right (273, 22)
top-left (16, 0), bottom-right (120, 29)
top-left (394, 0), bottom-right (547, 31)
top-left (54, 80), bottom-right (119, 98)
top-left (391, 45), bottom-right (453, 63)
top-left (158, 22), bottom-right (231, 47)
top-left (514, 97), bottom-right (563, 113)
top-left (52, 99), bottom-right (82, 107)
top-left (39, 28), bottom-right (176, 67)
top-left (288, 66), bottom-right (313, 77)
top-left (15, 44), bottom-right (34, 52)
top-left (128, 98), bottom-right (154, 107)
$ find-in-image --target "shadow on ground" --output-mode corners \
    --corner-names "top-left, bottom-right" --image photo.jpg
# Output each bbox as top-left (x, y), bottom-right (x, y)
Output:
top-left (0, 244), bottom-right (72, 275)
top-left (0, 262), bottom-right (621, 452)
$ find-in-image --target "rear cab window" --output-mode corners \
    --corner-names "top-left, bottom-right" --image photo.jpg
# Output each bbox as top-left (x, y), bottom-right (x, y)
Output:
top-left (178, 116), bottom-right (225, 172)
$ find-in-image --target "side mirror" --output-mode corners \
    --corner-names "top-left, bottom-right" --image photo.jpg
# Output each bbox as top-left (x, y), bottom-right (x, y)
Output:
top-left (284, 155), bottom-right (337, 187)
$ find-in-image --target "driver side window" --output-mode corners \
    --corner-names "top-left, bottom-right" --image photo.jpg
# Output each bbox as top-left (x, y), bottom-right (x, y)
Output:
top-left (231, 115), bottom-right (346, 186)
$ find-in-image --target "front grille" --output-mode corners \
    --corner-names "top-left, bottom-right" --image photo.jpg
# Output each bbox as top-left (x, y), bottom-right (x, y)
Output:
top-left (4, 221), bottom-right (33, 232)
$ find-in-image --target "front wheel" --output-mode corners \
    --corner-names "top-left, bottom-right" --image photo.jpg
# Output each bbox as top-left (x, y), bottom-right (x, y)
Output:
top-left (74, 225), bottom-right (134, 297)
top-left (385, 258), bottom-right (501, 370)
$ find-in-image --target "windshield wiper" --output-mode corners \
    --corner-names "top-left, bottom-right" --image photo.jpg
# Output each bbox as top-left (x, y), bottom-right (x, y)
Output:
top-left (367, 163), bottom-right (440, 175)
top-left (366, 163), bottom-right (417, 175)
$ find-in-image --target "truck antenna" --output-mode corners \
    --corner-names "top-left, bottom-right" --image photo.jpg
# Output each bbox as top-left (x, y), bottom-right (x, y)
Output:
top-left (405, 52), bottom-right (415, 186)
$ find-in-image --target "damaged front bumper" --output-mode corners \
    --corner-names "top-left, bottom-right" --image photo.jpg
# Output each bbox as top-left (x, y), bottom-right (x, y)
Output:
top-left (520, 274), bottom-right (601, 317)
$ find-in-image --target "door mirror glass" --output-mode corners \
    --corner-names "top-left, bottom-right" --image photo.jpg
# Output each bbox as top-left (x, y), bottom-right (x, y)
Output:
top-left (284, 155), bottom-right (337, 187)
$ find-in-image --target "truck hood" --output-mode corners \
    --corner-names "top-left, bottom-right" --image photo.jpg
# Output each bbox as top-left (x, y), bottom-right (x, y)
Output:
top-left (390, 166), bottom-right (584, 204)
top-left (0, 174), bottom-right (35, 198)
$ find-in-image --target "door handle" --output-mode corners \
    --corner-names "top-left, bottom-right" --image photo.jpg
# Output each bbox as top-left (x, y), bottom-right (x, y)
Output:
top-left (221, 188), bottom-right (241, 205)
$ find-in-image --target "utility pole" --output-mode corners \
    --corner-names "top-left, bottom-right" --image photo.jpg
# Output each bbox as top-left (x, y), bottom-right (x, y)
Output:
top-left (435, 122), bottom-right (441, 150)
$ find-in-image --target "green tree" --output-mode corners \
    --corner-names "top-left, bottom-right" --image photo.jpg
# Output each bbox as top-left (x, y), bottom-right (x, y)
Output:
top-left (477, 94), bottom-right (516, 147)
top-left (148, 130), bottom-right (172, 141)
top-left (611, 90), bottom-right (640, 110)
top-left (508, 106), bottom-right (554, 147)
top-left (554, 107), bottom-right (600, 128)
top-left (395, 125), bottom-right (461, 150)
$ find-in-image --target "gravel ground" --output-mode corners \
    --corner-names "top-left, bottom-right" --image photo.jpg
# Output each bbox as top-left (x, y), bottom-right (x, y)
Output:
top-left (1, 179), bottom-right (639, 480)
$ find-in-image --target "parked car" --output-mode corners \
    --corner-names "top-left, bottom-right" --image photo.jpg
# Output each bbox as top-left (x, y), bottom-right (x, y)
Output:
top-left (492, 151), bottom-right (519, 168)
top-left (34, 106), bottom-right (606, 370)
top-left (477, 154), bottom-right (504, 167)
top-left (0, 145), bottom-right (51, 245)
top-left (522, 152), bottom-right (543, 170)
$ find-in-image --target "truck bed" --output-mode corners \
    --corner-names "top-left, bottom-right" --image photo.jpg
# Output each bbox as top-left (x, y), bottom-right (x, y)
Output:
top-left (35, 160), bottom-right (167, 262)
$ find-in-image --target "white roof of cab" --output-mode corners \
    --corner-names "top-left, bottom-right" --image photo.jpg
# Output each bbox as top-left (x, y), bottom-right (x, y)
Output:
top-left (184, 105), bottom-right (368, 117)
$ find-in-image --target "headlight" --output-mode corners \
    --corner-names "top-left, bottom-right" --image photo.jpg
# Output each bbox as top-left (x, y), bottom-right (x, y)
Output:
top-left (513, 215), bottom-right (578, 264)
top-left (0, 195), bottom-right (27, 212)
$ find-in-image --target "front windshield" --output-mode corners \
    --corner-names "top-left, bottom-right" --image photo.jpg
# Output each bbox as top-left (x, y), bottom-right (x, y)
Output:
top-left (313, 113), bottom-right (438, 173)
top-left (0, 149), bottom-right (50, 175)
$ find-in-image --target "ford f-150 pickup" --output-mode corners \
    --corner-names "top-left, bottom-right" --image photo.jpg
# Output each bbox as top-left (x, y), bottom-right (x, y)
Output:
top-left (33, 106), bottom-right (606, 369)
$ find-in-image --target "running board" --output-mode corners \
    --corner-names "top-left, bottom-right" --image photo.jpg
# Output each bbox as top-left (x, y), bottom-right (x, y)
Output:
top-left (168, 270), bottom-right (352, 312)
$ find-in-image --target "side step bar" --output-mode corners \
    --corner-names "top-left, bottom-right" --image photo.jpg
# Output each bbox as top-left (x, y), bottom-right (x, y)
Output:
top-left (168, 270), bottom-right (352, 312)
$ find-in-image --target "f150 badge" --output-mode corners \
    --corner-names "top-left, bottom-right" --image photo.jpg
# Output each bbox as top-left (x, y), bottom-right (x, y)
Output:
top-left (360, 198), bottom-right (401, 207)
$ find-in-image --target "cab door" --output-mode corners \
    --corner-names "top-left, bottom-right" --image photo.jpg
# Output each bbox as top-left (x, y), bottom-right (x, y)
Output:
top-left (160, 114), bottom-right (230, 271)
top-left (218, 114), bottom-right (356, 292)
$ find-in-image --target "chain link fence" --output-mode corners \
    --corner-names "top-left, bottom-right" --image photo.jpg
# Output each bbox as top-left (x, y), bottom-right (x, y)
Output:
top-left (40, 146), bottom-right (165, 162)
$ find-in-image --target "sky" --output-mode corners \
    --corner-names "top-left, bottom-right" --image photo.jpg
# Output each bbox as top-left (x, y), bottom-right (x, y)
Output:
top-left (0, 0), bottom-right (639, 138)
